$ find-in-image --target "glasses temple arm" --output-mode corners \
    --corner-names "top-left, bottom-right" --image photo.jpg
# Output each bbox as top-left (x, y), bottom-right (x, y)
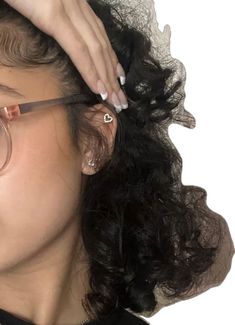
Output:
top-left (19, 94), bottom-right (83, 114)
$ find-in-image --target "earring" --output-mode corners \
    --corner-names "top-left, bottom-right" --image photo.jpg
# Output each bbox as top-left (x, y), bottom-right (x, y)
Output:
top-left (104, 113), bottom-right (113, 123)
top-left (88, 159), bottom-right (95, 167)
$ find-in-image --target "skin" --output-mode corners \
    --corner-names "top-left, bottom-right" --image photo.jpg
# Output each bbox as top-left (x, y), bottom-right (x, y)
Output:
top-left (0, 65), bottom-right (117, 325)
top-left (3, 0), bottom-right (128, 110)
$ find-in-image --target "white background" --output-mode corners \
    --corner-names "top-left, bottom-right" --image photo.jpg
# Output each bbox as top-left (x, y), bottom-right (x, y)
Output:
top-left (142, 1), bottom-right (235, 324)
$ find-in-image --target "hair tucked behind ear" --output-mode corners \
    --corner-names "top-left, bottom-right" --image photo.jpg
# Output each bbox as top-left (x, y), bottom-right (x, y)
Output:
top-left (0, 0), bottom-right (226, 321)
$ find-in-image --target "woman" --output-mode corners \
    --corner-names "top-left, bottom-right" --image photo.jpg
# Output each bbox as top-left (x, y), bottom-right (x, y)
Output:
top-left (0, 1), bottom-right (234, 325)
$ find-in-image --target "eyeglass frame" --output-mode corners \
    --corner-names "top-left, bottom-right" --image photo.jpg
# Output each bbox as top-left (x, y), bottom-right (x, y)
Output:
top-left (0, 93), bottom-right (115, 172)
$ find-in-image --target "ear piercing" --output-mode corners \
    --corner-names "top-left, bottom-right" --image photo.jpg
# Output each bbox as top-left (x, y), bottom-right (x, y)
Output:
top-left (104, 113), bottom-right (113, 123)
top-left (88, 160), bottom-right (95, 167)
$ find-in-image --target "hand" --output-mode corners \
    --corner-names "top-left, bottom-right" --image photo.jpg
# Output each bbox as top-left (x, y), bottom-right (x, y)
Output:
top-left (4, 0), bottom-right (128, 111)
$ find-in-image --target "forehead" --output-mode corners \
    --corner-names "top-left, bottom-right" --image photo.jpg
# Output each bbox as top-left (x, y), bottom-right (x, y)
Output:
top-left (0, 66), bottom-right (61, 103)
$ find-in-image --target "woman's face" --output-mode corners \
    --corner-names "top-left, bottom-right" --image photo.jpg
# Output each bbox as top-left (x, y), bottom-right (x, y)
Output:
top-left (0, 65), bottom-right (84, 273)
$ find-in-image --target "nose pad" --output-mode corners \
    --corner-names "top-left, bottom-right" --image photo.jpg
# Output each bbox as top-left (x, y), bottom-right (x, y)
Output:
top-left (2, 104), bottom-right (21, 121)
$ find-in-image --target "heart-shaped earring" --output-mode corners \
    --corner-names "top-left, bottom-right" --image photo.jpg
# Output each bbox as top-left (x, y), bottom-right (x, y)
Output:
top-left (104, 113), bottom-right (113, 123)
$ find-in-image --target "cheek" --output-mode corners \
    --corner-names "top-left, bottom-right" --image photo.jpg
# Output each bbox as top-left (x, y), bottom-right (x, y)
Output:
top-left (0, 108), bottom-right (82, 271)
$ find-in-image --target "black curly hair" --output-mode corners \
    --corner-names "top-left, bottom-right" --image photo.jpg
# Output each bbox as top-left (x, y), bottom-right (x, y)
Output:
top-left (0, 0), bottom-right (224, 321)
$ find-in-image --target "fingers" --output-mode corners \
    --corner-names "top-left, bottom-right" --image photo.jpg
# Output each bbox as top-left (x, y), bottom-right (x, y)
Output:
top-left (68, 1), bottom-right (113, 93)
top-left (78, 0), bottom-right (127, 107)
top-left (61, 0), bottom-right (128, 111)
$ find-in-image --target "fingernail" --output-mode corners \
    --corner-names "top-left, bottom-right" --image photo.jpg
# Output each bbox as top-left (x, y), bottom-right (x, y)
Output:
top-left (115, 106), bottom-right (122, 114)
top-left (97, 79), bottom-right (108, 100)
top-left (118, 88), bottom-right (128, 109)
top-left (112, 91), bottom-right (122, 113)
top-left (117, 63), bottom-right (126, 85)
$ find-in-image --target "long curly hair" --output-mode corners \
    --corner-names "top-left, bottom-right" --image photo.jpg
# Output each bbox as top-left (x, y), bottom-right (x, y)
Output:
top-left (0, 0), bottom-right (223, 321)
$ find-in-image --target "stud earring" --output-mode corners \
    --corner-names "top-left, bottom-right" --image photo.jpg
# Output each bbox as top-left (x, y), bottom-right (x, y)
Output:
top-left (104, 113), bottom-right (113, 123)
top-left (88, 159), bottom-right (95, 167)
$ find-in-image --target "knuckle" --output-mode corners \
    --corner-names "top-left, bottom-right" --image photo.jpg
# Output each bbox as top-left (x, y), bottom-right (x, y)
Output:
top-left (86, 71), bottom-right (99, 91)
top-left (92, 39), bottom-right (109, 55)
top-left (97, 17), bottom-right (105, 30)
top-left (102, 79), bottom-right (112, 93)
top-left (77, 41), bottom-right (88, 53)
top-left (110, 52), bottom-right (119, 66)
top-left (112, 82), bottom-right (121, 93)
top-left (110, 48), bottom-right (119, 63)
top-left (102, 75), bottom-right (110, 86)
top-left (92, 42), bottom-right (102, 53)
top-left (86, 64), bottom-right (96, 76)
top-left (101, 40), bottom-right (108, 52)
top-left (89, 71), bottom-right (98, 85)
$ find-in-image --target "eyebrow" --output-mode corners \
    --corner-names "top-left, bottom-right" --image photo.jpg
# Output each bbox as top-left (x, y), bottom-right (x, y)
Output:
top-left (0, 82), bottom-right (25, 98)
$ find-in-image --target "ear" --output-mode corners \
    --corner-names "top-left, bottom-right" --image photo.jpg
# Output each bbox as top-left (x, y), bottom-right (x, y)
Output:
top-left (80, 103), bottom-right (118, 176)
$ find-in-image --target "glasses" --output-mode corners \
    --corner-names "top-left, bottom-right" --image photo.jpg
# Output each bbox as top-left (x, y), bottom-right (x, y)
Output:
top-left (0, 93), bottom-right (106, 172)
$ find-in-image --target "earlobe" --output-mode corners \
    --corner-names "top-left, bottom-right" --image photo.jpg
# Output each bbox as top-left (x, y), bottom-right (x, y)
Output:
top-left (81, 159), bottom-right (97, 176)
